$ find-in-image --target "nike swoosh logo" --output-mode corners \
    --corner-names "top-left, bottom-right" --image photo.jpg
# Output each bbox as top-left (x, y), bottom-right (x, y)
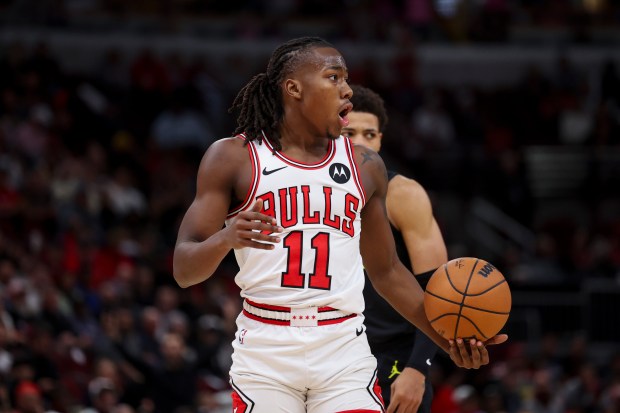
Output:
top-left (356, 327), bottom-right (364, 337)
top-left (426, 358), bottom-right (432, 366)
top-left (262, 166), bottom-right (287, 175)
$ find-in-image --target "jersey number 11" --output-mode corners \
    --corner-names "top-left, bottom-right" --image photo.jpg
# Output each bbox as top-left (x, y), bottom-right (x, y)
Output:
top-left (281, 231), bottom-right (332, 290)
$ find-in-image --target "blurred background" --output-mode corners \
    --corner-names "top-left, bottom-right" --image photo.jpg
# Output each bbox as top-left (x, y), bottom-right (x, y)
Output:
top-left (0, 0), bottom-right (619, 412)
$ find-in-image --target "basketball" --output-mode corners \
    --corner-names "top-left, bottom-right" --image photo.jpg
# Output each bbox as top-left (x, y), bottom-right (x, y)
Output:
top-left (424, 257), bottom-right (511, 341)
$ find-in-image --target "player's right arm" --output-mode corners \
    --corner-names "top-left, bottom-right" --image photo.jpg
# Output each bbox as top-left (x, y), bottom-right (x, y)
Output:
top-left (173, 138), bottom-right (282, 288)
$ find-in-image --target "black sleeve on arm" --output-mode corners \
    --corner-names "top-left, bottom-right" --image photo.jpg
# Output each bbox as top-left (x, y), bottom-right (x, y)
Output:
top-left (413, 268), bottom-right (434, 290)
top-left (406, 269), bottom-right (439, 376)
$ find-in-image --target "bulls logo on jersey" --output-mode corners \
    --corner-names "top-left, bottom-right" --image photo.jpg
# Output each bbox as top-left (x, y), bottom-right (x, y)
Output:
top-left (329, 163), bottom-right (351, 184)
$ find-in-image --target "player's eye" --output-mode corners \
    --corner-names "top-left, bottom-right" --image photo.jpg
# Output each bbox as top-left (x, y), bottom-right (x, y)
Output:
top-left (365, 132), bottom-right (377, 140)
top-left (328, 74), bottom-right (338, 81)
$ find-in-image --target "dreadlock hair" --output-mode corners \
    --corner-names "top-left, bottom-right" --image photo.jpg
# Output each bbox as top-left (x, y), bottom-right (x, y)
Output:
top-left (349, 84), bottom-right (389, 132)
top-left (229, 37), bottom-right (335, 151)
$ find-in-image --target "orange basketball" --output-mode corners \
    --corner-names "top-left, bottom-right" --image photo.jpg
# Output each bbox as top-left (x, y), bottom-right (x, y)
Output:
top-left (424, 257), bottom-right (511, 341)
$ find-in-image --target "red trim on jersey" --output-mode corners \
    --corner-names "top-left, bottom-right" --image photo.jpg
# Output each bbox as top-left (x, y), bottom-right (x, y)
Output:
top-left (317, 313), bottom-right (357, 325)
top-left (243, 300), bottom-right (355, 326)
top-left (243, 309), bottom-right (357, 326)
top-left (262, 131), bottom-right (336, 169)
top-left (227, 137), bottom-right (261, 218)
top-left (246, 299), bottom-right (336, 313)
top-left (344, 137), bottom-right (367, 206)
top-left (335, 410), bottom-right (382, 413)
top-left (245, 299), bottom-right (291, 313)
top-left (242, 309), bottom-right (290, 326)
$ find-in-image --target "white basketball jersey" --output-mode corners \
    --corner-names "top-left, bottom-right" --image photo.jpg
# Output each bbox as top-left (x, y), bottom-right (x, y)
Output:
top-left (225, 133), bottom-right (367, 314)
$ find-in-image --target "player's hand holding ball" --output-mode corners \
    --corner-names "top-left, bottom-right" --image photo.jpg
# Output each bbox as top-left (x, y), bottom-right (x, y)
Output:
top-left (424, 257), bottom-right (510, 368)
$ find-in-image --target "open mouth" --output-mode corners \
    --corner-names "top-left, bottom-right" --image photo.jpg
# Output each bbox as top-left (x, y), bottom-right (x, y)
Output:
top-left (338, 103), bottom-right (353, 127)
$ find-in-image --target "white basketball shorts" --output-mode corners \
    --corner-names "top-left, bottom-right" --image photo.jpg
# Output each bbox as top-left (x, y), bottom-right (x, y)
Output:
top-left (229, 301), bottom-right (385, 413)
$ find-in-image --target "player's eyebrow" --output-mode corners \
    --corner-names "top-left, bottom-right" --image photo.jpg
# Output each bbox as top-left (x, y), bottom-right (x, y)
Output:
top-left (325, 64), bottom-right (348, 74)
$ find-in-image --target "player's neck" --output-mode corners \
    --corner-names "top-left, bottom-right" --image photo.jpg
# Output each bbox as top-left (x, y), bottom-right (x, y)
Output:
top-left (278, 121), bottom-right (331, 161)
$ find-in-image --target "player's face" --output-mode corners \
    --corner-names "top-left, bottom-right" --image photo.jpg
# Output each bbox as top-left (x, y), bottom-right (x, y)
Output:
top-left (293, 47), bottom-right (353, 140)
top-left (341, 111), bottom-right (383, 152)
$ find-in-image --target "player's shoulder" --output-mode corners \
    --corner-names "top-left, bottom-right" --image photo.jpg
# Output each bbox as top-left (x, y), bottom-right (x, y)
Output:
top-left (387, 173), bottom-right (432, 210)
top-left (386, 173), bottom-right (435, 229)
top-left (209, 135), bottom-right (248, 152)
top-left (201, 136), bottom-right (249, 161)
top-left (350, 142), bottom-right (385, 174)
top-left (197, 136), bottom-right (251, 175)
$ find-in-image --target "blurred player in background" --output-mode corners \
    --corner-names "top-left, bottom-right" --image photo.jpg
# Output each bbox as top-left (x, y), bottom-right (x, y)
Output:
top-left (343, 84), bottom-right (447, 413)
top-left (173, 36), bottom-right (506, 413)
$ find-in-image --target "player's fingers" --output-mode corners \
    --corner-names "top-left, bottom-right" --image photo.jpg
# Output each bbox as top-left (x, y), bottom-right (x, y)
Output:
top-left (477, 340), bottom-right (490, 365)
top-left (403, 402), bottom-right (418, 413)
top-left (240, 211), bottom-right (280, 225)
top-left (469, 339), bottom-right (482, 368)
top-left (237, 219), bottom-right (282, 233)
top-left (239, 230), bottom-right (281, 244)
top-left (448, 339), bottom-right (464, 367)
top-left (393, 397), bottom-right (417, 413)
top-left (238, 239), bottom-right (277, 250)
top-left (485, 334), bottom-right (509, 346)
top-left (410, 399), bottom-right (422, 413)
top-left (457, 338), bottom-right (472, 368)
top-left (238, 200), bottom-right (278, 225)
top-left (385, 399), bottom-right (398, 413)
top-left (250, 198), bottom-right (263, 212)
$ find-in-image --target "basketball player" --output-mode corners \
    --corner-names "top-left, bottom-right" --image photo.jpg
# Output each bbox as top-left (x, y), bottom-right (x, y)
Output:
top-left (342, 85), bottom-right (445, 413)
top-left (173, 37), bottom-right (507, 413)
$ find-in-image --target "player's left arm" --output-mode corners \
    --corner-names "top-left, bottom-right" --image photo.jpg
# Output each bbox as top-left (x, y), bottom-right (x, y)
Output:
top-left (385, 176), bottom-right (447, 412)
top-left (389, 176), bottom-right (447, 372)
top-left (354, 145), bottom-right (505, 369)
top-left (387, 175), bottom-right (447, 274)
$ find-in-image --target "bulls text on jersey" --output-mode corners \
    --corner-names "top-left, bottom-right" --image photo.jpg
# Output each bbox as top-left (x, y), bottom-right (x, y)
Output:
top-left (257, 185), bottom-right (360, 237)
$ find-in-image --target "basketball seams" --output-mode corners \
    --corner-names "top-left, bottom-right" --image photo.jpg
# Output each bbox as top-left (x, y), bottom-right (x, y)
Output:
top-left (426, 290), bottom-right (510, 315)
top-left (424, 257), bottom-right (511, 341)
top-left (443, 261), bottom-right (508, 296)
top-left (453, 258), bottom-right (480, 340)
top-left (444, 263), bottom-right (466, 295)
top-left (458, 314), bottom-right (488, 340)
top-left (428, 313), bottom-right (488, 340)
top-left (462, 279), bottom-right (507, 297)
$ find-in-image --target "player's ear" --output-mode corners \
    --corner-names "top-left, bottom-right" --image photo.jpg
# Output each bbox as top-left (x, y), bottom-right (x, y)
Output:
top-left (284, 78), bottom-right (302, 100)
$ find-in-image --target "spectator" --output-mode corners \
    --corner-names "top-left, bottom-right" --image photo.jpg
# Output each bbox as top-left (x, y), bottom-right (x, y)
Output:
top-left (12, 381), bottom-right (46, 413)
top-left (150, 87), bottom-right (215, 151)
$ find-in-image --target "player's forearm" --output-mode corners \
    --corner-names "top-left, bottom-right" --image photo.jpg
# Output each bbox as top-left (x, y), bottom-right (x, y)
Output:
top-left (407, 328), bottom-right (439, 375)
top-left (369, 264), bottom-right (450, 353)
top-left (407, 269), bottom-right (440, 374)
top-left (173, 231), bottom-right (232, 288)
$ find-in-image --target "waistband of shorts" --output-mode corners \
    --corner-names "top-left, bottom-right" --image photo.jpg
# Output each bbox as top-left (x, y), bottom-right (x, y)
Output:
top-left (242, 299), bottom-right (357, 327)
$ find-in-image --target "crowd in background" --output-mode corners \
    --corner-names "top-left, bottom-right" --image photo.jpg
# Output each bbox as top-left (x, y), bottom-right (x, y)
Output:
top-left (2, 0), bottom-right (620, 45)
top-left (1, 2), bottom-right (620, 412)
